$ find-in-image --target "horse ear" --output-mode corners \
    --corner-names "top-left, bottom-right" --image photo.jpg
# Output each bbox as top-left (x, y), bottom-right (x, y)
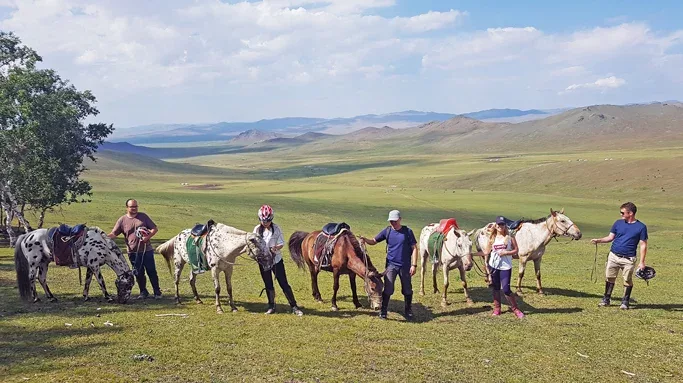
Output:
top-left (466, 229), bottom-right (475, 237)
top-left (560, 207), bottom-right (565, 214)
top-left (550, 208), bottom-right (556, 216)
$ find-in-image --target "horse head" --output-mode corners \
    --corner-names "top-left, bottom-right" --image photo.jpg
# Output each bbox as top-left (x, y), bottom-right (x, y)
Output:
top-left (550, 208), bottom-right (582, 240)
top-left (245, 232), bottom-right (275, 270)
top-left (451, 229), bottom-right (475, 271)
top-left (364, 269), bottom-right (384, 310)
top-left (114, 270), bottom-right (135, 303)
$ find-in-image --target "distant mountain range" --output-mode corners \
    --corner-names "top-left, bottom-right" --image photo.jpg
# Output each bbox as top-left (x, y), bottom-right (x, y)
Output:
top-left (110, 108), bottom-right (558, 144)
top-left (101, 102), bottom-right (683, 157)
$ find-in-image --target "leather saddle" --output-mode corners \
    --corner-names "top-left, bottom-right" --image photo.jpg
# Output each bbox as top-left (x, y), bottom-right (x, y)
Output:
top-left (47, 223), bottom-right (87, 267)
top-left (501, 217), bottom-right (523, 231)
top-left (191, 219), bottom-right (215, 238)
top-left (322, 222), bottom-right (350, 236)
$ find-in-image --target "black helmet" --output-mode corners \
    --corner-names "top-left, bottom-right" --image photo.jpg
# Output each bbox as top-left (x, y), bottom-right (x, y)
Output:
top-left (635, 266), bottom-right (656, 284)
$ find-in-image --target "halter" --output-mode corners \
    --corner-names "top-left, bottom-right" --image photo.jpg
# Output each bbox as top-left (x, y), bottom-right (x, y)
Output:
top-left (545, 215), bottom-right (575, 243)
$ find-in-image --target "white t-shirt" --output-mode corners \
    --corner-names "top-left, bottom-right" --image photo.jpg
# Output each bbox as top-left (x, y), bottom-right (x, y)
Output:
top-left (253, 224), bottom-right (285, 264)
top-left (488, 235), bottom-right (513, 271)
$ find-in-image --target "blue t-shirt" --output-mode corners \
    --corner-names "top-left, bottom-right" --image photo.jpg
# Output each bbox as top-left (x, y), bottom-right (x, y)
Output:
top-left (610, 220), bottom-right (648, 257)
top-left (375, 226), bottom-right (417, 269)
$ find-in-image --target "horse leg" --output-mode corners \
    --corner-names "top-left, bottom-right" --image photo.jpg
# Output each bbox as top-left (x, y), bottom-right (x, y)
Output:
top-left (82, 267), bottom-right (94, 301)
top-left (29, 266), bottom-right (39, 303)
top-left (224, 265), bottom-right (237, 312)
top-left (189, 269), bottom-right (202, 304)
top-left (212, 267), bottom-right (224, 314)
top-left (349, 274), bottom-right (362, 309)
top-left (516, 258), bottom-right (528, 296)
top-left (419, 249), bottom-right (428, 296)
top-left (432, 262), bottom-right (440, 294)
top-left (460, 266), bottom-right (473, 306)
top-left (93, 267), bottom-right (113, 302)
top-left (331, 270), bottom-right (340, 311)
top-left (174, 259), bottom-right (185, 304)
top-left (441, 264), bottom-right (449, 307)
top-left (310, 267), bottom-right (323, 302)
top-left (533, 258), bottom-right (544, 295)
top-left (37, 262), bottom-right (56, 302)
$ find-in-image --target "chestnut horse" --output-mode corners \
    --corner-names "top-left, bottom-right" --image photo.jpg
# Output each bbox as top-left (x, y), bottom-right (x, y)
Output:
top-left (288, 229), bottom-right (383, 311)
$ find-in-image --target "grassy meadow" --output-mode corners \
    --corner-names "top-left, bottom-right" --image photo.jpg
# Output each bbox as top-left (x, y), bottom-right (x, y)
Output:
top-left (1, 144), bottom-right (682, 382)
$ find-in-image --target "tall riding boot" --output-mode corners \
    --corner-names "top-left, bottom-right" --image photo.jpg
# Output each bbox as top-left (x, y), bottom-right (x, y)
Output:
top-left (265, 289), bottom-right (276, 314)
top-left (135, 274), bottom-right (148, 299)
top-left (505, 294), bottom-right (525, 318)
top-left (379, 293), bottom-right (390, 319)
top-left (492, 290), bottom-right (502, 316)
top-left (599, 281), bottom-right (615, 307)
top-left (284, 287), bottom-right (303, 316)
top-left (620, 286), bottom-right (633, 310)
top-left (404, 294), bottom-right (414, 320)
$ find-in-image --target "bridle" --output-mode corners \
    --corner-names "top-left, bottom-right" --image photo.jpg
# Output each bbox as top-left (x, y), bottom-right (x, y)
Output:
top-left (545, 215), bottom-right (576, 243)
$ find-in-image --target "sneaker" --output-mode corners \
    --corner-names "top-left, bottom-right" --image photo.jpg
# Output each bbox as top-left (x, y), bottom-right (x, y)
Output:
top-left (620, 301), bottom-right (630, 310)
top-left (292, 306), bottom-right (303, 316)
top-left (492, 307), bottom-right (501, 316)
top-left (135, 293), bottom-right (149, 300)
top-left (153, 293), bottom-right (162, 300)
top-left (378, 311), bottom-right (387, 319)
top-left (512, 309), bottom-right (525, 319)
top-left (598, 298), bottom-right (610, 307)
top-left (265, 306), bottom-right (276, 315)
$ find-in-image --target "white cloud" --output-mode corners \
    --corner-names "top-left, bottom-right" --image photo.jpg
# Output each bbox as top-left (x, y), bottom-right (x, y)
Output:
top-left (564, 76), bottom-right (626, 92)
top-left (0, 1), bottom-right (681, 127)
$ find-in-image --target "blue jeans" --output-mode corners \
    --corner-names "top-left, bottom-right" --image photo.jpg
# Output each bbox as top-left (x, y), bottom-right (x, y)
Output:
top-left (129, 249), bottom-right (160, 295)
top-left (383, 264), bottom-right (412, 297)
top-left (488, 266), bottom-right (513, 296)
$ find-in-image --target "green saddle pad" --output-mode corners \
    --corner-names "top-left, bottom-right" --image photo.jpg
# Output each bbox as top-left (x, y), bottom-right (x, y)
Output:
top-left (186, 235), bottom-right (209, 273)
top-left (428, 232), bottom-right (445, 264)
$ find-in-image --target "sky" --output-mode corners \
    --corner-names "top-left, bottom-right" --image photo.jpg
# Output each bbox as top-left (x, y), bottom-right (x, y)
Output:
top-left (1, 0), bottom-right (682, 128)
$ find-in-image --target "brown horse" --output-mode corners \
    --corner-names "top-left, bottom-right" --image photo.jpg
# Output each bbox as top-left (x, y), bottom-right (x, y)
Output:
top-left (288, 230), bottom-right (383, 311)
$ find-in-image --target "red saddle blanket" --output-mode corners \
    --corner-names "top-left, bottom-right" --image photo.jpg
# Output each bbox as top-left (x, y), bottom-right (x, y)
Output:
top-left (436, 218), bottom-right (459, 234)
top-left (52, 232), bottom-right (85, 266)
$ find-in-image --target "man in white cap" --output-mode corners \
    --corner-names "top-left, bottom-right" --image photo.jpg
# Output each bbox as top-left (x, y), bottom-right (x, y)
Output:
top-left (360, 209), bottom-right (418, 320)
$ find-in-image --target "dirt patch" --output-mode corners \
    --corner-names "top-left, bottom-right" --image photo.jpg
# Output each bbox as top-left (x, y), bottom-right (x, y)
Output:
top-left (183, 184), bottom-right (223, 190)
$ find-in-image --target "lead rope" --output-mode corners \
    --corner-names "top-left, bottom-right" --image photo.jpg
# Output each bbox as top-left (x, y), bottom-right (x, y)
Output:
top-left (590, 243), bottom-right (598, 283)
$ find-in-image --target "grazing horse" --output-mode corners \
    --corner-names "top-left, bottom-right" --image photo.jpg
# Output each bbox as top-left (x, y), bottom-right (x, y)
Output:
top-left (475, 208), bottom-right (582, 295)
top-left (155, 222), bottom-right (273, 314)
top-left (418, 224), bottom-right (476, 306)
top-left (14, 227), bottom-right (135, 303)
top-left (288, 229), bottom-right (384, 311)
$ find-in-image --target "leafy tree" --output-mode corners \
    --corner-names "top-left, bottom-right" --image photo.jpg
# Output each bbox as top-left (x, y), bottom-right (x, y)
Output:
top-left (0, 31), bottom-right (112, 245)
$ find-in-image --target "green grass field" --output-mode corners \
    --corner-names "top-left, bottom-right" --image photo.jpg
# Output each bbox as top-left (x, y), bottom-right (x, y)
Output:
top-left (1, 146), bottom-right (682, 382)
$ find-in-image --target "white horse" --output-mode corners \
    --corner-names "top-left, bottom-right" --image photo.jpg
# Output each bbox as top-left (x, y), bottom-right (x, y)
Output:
top-left (474, 208), bottom-right (582, 295)
top-left (14, 227), bottom-right (135, 303)
top-left (419, 224), bottom-right (476, 306)
top-left (155, 222), bottom-right (274, 314)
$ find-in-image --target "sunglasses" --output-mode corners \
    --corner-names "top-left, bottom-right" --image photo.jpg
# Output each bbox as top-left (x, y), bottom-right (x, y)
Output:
top-left (260, 218), bottom-right (273, 223)
top-left (496, 223), bottom-right (505, 226)
top-left (620, 211), bottom-right (628, 215)
top-left (127, 205), bottom-right (138, 208)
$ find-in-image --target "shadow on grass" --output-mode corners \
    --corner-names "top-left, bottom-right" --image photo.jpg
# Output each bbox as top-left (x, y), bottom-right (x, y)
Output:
top-left (0, 324), bottom-right (121, 371)
top-left (630, 303), bottom-right (683, 312)
top-left (521, 286), bottom-right (603, 299)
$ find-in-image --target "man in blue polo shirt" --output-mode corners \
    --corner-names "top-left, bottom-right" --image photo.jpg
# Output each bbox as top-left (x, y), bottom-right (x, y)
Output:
top-left (360, 209), bottom-right (418, 320)
top-left (591, 202), bottom-right (648, 309)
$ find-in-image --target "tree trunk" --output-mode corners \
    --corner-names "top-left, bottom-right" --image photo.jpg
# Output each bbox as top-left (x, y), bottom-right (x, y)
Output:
top-left (1, 182), bottom-right (31, 246)
top-left (38, 208), bottom-right (47, 228)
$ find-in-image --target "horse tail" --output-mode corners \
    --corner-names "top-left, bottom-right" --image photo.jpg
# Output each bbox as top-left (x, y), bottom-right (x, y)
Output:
top-left (13, 234), bottom-right (32, 301)
top-left (155, 236), bottom-right (176, 275)
top-left (287, 231), bottom-right (308, 270)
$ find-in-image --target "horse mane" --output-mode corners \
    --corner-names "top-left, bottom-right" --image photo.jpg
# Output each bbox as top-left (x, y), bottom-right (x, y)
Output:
top-left (520, 215), bottom-right (551, 225)
top-left (340, 231), bottom-right (376, 271)
top-left (214, 223), bottom-right (247, 235)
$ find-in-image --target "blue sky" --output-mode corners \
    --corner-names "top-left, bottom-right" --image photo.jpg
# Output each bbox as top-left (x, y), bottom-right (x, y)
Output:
top-left (1, 0), bottom-right (681, 128)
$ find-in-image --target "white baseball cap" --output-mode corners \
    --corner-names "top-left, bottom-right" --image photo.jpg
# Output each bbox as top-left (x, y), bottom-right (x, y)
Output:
top-left (387, 210), bottom-right (401, 221)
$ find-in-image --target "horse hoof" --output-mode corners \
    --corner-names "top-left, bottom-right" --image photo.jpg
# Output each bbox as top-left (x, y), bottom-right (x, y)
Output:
top-left (419, 291), bottom-right (425, 296)
top-left (231, 308), bottom-right (238, 313)
top-left (433, 289), bottom-right (440, 294)
top-left (196, 300), bottom-right (203, 305)
top-left (331, 306), bottom-right (339, 312)
top-left (216, 309), bottom-right (224, 314)
top-left (466, 299), bottom-right (474, 307)
top-left (175, 300), bottom-right (182, 305)
top-left (33, 298), bottom-right (41, 303)
top-left (538, 290), bottom-right (545, 296)
top-left (83, 296), bottom-right (90, 302)
top-left (354, 303), bottom-right (363, 309)
top-left (315, 299), bottom-right (324, 304)
top-left (441, 301), bottom-right (449, 308)
top-left (49, 297), bottom-right (58, 303)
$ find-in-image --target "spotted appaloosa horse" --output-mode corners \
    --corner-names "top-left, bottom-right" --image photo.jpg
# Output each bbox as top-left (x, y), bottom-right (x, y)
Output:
top-left (14, 227), bottom-right (135, 303)
top-left (155, 223), bottom-right (274, 314)
top-left (419, 225), bottom-right (475, 307)
top-left (474, 208), bottom-right (582, 295)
